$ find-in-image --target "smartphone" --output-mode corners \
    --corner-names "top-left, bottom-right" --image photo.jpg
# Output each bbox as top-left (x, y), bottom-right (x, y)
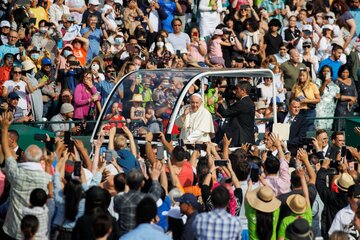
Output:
top-left (105, 150), bottom-right (112, 163)
top-left (29, 18), bottom-right (36, 25)
top-left (214, 160), bottom-right (228, 166)
top-left (298, 95), bottom-right (306, 101)
top-left (325, 72), bottom-right (331, 80)
top-left (57, 39), bottom-right (63, 49)
top-left (341, 146), bottom-right (347, 158)
top-left (74, 161), bottom-right (81, 177)
top-left (64, 131), bottom-right (71, 145)
top-left (346, 149), bottom-right (353, 161)
top-left (157, 145), bottom-right (164, 160)
top-left (34, 134), bottom-right (47, 141)
top-left (306, 18), bottom-right (313, 23)
top-left (165, 133), bottom-right (172, 142)
top-left (195, 144), bottom-right (206, 151)
top-left (69, 61), bottom-right (79, 66)
top-left (116, 128), bottom-right (125, 134)
top-left (178, 139), bottom-right (184, 147)
top-left (153, 133), bottom-right (161, 140)
top-left (320, 159), bottom-right (324, 166)
top-left (68, 140), bottom-right (75, 153)
top-left (176, 50), bottom-right (181, 57)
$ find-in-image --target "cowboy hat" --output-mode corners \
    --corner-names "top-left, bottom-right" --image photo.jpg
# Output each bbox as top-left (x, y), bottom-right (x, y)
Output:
top-left (334, 173), bottom-right (355, 192)
top-left (286, 194), bottom-right (306, 215)
top-left (129, 94), bottom-right (144, 102)
top-left (246, 186), bottom-right (281, 213)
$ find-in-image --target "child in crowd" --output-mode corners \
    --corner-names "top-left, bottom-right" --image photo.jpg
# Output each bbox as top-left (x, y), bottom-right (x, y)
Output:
top-left (21, 215), bottom-right (39, 240)
top-left (22, 188), bottom-right (54, 239)
top-left (208, 29), bottom-right (231, 67)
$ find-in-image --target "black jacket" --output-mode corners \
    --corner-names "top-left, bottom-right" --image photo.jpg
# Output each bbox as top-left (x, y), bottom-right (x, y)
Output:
top-left (217, 95), bottom-right (255, 146)
top-left (277, 111), bottom-right (307, 146)
top-left (316, 168), bottom-right (348, 239)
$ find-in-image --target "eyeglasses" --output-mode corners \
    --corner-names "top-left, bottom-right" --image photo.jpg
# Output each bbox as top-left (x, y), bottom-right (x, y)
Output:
top-left (9, 36), bottom-right (17, 39)
top-left (13, 71), bottom-right (22, 74)
top-left (62, 95), bottom-right (71, 98)
top-left (325, 16), bottom-right (334, 19)
top-left (107, 70), bottom-right (116, 73)
top-left (43, 64), bottom-right (51, 67)
top-left (303, 45), bottom-right (311, 49)
top-left (240, 9), bottom-right (247, 11)
top-left (219, 85), bottom-right (227, 88)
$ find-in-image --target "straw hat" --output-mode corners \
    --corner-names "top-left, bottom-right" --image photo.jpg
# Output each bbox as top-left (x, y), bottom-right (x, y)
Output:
top-left (256, 101), bottom-right (267, 110)
top-left (334, 173), bottom-right (355, 192)
top-left (22, 60), bottom-right (36, 71)
top-left (129, 94), bottom-right (144, 102)
top-left (246, 186), bottom-right (281, 213)
top-left (286, 194), bottom-right (306, 215)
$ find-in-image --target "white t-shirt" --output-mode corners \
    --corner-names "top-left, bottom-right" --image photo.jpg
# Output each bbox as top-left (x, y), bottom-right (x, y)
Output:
top-left (3, 80), bottom-right (27, 110)
top-left (168, 32), bottom-right (190, 52)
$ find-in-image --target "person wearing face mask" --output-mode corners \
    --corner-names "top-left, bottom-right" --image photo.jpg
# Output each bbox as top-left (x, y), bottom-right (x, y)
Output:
top-left (22, 60), bottom-right (44, 122)
top-left (27, 47), bottom-right (42, 71)
top-left (109, 33), bottom-right (126, 55)
top-left (149, 35), bottom-right (173, 68)
top-left (29, 0), bottom-right (48, 29)
top-left (31, 20), bottom-right (63, 62)
top-left (89, 57), bottom-right (105, 83)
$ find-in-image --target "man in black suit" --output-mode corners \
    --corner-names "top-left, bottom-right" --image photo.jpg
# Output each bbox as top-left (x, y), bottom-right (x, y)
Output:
top-left (217, 81), bottom-right (255, 146)
top-left (313, 129), bottom-right (340, 160)
top-left (277, 97), bottom-right (307, 146)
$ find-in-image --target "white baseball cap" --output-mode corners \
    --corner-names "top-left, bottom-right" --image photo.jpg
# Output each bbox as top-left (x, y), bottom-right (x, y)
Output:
top-left (0, 20), bottom-right (10, 28)
top-left (89, 0), bottom-right (101, 5)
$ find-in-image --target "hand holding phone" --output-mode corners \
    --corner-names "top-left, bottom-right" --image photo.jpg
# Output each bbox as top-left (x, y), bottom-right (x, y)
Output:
top-left (74, 161), bottom-right (81, 177)
top-left (105, 150), bottom-right (112, 164)
top-left (214, 160), bottom-right (228, 166)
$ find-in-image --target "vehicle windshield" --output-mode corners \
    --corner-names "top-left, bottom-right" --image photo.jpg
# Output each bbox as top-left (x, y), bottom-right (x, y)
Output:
top-left (94, 70), bottom-right (199, 139)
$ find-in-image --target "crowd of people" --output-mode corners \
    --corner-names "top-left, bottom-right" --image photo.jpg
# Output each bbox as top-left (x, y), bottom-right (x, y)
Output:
top-left (0, 0), bottom-right (359, 239)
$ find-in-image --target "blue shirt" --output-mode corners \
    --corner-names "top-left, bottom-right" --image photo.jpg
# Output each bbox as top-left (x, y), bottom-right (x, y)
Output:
top-left (0, 44), bottom-right (19, 61)
top-left (120, 223), bottom-right (172, 240)
top-left (318, 57), bottom-right (342, 80)
top-left (96, 78), bottom-right (117, 106)
top-left (158, 0), bottom-right (176, 33)
top-left (80, 27), bottom-right (102, 63)
top-left (350, 8), bottom-right (360, 36)
top-left (116, 149), bottom-right (140, 173)
top-left (157, 196), bottom-right (171, 231)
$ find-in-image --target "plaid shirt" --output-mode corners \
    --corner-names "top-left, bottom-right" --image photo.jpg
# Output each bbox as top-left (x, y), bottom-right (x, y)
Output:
top-left (114, 180), bottom-right (162, 237)
top-left (193, 208), bottom-right (242, 240)
top-left (2, 157), bottom-right (52, 239)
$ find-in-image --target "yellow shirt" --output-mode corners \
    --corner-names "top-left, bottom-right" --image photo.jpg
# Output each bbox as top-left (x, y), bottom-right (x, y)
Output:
top-left (30, 7), bottom-right (48, 29)
top-left (291, 82), bottom-right (319, 109)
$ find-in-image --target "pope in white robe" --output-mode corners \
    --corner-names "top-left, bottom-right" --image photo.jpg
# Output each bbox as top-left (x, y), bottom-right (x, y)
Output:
top-left (175, 93), bottom-right (215, 143)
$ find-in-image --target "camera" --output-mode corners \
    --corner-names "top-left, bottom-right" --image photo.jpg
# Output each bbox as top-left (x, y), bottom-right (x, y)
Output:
top-left (249, 87), bottom-right (262, 102)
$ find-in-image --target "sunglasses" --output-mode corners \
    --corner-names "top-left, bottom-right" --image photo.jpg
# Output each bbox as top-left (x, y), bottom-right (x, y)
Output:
top-left (303, 45), bottom-right (311, 48)
top-left (13, 71), bottom-right (22, 74)
top-left (107, 70), bottom-right (116, 73)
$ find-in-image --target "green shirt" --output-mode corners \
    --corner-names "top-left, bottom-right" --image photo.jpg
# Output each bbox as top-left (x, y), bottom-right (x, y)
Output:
top-left (245, 202), bottom-right (280, 240)
top-left (278, 206), bottom-right (312, 239)
top-left (204, 88), bottom-right (218, 114)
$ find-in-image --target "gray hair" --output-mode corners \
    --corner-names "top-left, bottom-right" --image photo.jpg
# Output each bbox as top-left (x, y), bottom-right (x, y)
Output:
top-left (24, 145), bottom-right (43, 162)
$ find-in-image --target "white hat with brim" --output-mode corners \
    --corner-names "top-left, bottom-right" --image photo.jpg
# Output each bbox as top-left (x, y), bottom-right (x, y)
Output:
top-left (246, 186), bottom-right (281, 213)
top-left (286, 194), bottom-right (307, 215)
top-left (22, 60), bottom-right (36, 71)
top-left (89, 0), bottom-right (101, 5)
top-left (334, 173), bottom-right (355, 192)
top-left (129, 94), bottom-right (144, 102)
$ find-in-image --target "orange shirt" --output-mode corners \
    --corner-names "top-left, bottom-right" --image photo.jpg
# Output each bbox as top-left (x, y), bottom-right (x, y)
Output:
top-left (178, 161), bottom-right (194, 188)
top-left (0, 66), bottom-right (12, 95)
top-left (73, 48), bottom-right (87, 67)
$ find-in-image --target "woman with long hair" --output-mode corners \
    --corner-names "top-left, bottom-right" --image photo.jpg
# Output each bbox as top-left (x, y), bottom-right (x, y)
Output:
top-left (188, 27), bottom-right (207, 67)
top-left (291, 68), bottom-right (320, 131)
top-left (334, 64), bottom-right (358, 130)
top-left (314, 65), bottom-right (340, 130)
top-left (245, 184), bottom-right (281, 240)
top-left (239, 18), bottom-right (264, 54)
top-left (149, 35), bottom-right (173, 68)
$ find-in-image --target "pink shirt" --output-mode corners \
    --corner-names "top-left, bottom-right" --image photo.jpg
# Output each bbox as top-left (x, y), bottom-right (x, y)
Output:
top-left (209, 38), bottom-right (223, 58)
top-left (74, 83), bottom-right (101, 119)
top-left (189, 41), bottom-right (207, 62)
top-left (265, 158), bottom-right (291, 196)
